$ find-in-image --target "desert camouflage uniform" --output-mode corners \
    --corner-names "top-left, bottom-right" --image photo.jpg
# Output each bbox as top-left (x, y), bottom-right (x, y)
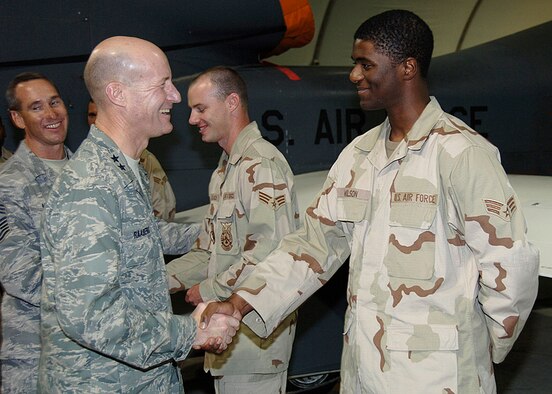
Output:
top-left (167, 122), bottom-right (299, 384)
top-left (0, 146), bottom-right (13, 166)
top-left (0, 141), bottom-right (70, 393)
top-left (237, 98), bottom-right (539, 394)
top-left (140, 148), bottom-right (177, 221)
top-left (39, 125), bottom-right (200, 393)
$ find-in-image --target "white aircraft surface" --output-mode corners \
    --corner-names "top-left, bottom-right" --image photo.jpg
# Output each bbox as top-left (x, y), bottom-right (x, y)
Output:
top-left (176, 171), bottom-right (551, 277)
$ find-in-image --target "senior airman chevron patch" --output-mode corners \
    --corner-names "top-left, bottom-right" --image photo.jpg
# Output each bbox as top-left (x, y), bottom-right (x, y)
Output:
top-left (0, 203), bottom-right (10, 242)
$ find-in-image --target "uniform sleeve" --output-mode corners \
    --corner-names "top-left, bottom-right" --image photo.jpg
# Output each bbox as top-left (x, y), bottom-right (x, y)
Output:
top-left (157, 219), bottom-right (201, 255)
top-left (43, 185), bottom-right (197, 368)
top-left (449, 146), bottom-right (539, 363)
top-left (238, 163), bottom-right (352, 336)
top-left (199, 157), bottom-right (299, 301)
top-left (0, 193), bottom-right (41, 306)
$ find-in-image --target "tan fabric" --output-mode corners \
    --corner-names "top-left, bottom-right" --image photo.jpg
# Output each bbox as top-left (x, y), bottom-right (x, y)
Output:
top-left (139, 149), bottom-right (176, 221)
top-left (237, 99), bottom-right (539, 393)
top-left (167, 122), bottom-right (300, 375)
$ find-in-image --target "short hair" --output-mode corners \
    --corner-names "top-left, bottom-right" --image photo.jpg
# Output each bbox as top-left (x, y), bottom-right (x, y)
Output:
top-left (6, 72), bottom-right (60, 111)
top-left (354, 10), bottom-right (434, 78)
top-left (192, 66), bottom-right (249, 109)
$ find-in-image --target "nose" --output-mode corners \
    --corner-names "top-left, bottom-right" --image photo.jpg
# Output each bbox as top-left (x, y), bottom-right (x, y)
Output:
top-left (44, 105), bottom-right (57, 118)
top-left (188, 110), bottom-right (198, 126)
top-left (349, 65), bottom-right (363, 84)
top-left (167, 81), bottom-right (181, 103)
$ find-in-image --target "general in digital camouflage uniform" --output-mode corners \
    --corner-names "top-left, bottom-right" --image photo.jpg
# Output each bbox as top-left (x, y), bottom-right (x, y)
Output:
top-left (39, 125), bottom-right (201, 393)
top-left (168, 122), bottom-right (299, 380)
top-left (211, 10), bottom-right (540, 394)
top-left (0, 142), bottom-right (71, 392)
top-left (140, 148), bottom-right (177, 221)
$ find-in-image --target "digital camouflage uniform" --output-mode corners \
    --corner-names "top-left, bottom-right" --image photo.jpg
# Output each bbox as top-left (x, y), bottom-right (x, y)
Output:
top-left (0, 141), bottom-right (70, 393)
top-left (140, 148), bottom-right (177, 221)
top-left (236, 99), bottom-right (539, 394)
top-left (167, 122), bottom-right (299, 381)
top-left (39, 125), bottom-right (201, 393)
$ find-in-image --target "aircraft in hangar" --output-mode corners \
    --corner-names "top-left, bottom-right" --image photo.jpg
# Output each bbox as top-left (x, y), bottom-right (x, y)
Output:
top-left (1, 0), bottom-right (551, 391)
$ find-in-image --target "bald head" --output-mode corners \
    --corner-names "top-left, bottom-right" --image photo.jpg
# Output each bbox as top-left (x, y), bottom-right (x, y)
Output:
top-left (84, 36), bottom-right (167, 104)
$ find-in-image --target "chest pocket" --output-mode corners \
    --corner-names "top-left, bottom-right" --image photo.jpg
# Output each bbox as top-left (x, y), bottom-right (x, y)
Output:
top-left (216, 202), bottom-right (240, 256)
top-left (385, 198), bottom-right (438, 280)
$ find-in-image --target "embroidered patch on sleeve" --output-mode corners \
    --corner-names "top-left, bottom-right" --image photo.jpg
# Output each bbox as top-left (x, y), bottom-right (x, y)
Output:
top-left (0, 203), bottom-right (10, 242)
top-left (484, 196), bottom-right (516, 221)
top-left (259, 191), bottom-right (286, 209)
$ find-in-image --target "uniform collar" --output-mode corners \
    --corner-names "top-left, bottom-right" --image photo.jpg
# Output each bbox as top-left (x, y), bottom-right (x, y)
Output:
top-left (13, 140), bottom-right (71, 185)
top-left (226, 121), bottom-right (263, 165)
top-left (354, 97), bottom-right (444, 153)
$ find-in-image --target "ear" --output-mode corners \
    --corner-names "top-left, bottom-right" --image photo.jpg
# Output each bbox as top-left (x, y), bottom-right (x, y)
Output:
top-left (402, 57), bottom-right (418, 81)
top-left (9, 110), bottom-right (25, 130)
top-left (105, 82), bottom-right (126, 107)
top-left (226, 92), bottom-right (240, 112)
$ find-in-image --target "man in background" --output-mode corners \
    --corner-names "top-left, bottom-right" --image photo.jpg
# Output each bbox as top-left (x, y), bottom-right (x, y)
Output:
top-left (0, 72), bottom-right (71, 393)
top-left (167, 66), bottom-right (299, 394)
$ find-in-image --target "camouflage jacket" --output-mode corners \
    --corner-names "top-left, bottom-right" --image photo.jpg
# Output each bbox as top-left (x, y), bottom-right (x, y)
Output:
top-left (39, 126), bottom-right (200, 393)
top-left (0, 141), bottom-right (71, 361)
top-left (140, 148), bottom-right (177, 221)
top-left (167, 122), bottom-right (300, 375)
top-left (237, 98), bottom-right (539, 393)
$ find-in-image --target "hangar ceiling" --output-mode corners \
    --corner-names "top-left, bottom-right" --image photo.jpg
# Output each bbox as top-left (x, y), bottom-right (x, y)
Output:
top-left (269, 0), bottom-right (552, 65)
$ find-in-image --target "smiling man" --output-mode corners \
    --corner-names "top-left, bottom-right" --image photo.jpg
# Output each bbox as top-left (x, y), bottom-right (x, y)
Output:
top-left (37, 37), bottom-right (239, 393)
top-left (0, 72), bottom-right (71, 393)
top-left (202, 10), bottom-right (539, 393)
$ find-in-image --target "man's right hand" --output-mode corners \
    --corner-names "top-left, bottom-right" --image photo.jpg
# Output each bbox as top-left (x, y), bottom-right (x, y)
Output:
top-left (191, 302), bottom-right (240, 353)
top-left (200, 294), bottom-right (252, 328)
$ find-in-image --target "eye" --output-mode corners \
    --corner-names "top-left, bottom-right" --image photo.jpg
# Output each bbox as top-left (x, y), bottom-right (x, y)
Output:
top-left (31, 104), bottom-right (42, 111)
top-left (50, 98), bottom-right (61, 107)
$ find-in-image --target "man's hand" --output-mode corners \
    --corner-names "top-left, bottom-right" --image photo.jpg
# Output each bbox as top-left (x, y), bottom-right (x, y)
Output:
top-left (200, 294), bottom-right (251, 328)
top-left (185, 284), bottom-right (203, 305)
top-left (191, 302), bottom-right (240, 353)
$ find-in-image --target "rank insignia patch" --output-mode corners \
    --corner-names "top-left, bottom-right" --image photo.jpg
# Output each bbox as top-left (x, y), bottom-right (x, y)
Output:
top-left (0, 203), bottom-right (10, 242)
top-left (259, 191), bottom-right (286, 209)
top-left (484, 196), bottom-right (516, 221)
top-left (220, 222), bottom-right (233, 251)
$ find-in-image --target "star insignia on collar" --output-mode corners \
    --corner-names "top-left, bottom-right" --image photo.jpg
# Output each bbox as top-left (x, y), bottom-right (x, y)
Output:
top-left (118, 163), bottom-right (126, 171)
top-left (111, 154), bottom-right (120, 163)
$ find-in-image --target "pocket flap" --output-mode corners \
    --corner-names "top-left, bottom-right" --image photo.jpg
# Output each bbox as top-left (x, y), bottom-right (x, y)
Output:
top-left (386, 324), bottom-right (458, 351)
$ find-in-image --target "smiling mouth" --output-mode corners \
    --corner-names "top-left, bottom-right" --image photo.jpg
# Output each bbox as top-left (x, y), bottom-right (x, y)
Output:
top-left (45, 121), bottom-right (62, 129)
top-left (160, 109), bottom-right (171, 115)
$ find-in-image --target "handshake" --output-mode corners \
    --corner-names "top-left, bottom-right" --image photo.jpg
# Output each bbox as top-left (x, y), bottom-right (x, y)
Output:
top-left (191, 301), bottom-right (242, 353)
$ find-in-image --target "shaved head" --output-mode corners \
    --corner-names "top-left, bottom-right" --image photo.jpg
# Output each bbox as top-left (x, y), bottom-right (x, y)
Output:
top-left (84, 36), bottom-right (167, 105)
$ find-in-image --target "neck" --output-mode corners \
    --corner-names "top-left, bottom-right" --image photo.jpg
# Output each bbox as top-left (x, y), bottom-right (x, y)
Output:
top-left (95, 119), bottom-right (147, 160)
top-left (220, 117), bottom-right (250, 155)
top-left (387, 92), bottom-right (430, 141)
top-left (26, 139), bottom-right (65, 160)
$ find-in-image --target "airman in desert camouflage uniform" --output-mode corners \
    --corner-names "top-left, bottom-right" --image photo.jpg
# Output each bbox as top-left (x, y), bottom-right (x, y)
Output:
top-left (202, 10), bottom-right (539, 394)
top-left (140, 148), bottom-right (177, 221)
top-left (166, 67), bottom-right (299, 394)
top-left (0, 72), bottom-right (71, 393)
top-left (38, 37), bottom-right (239, 393)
